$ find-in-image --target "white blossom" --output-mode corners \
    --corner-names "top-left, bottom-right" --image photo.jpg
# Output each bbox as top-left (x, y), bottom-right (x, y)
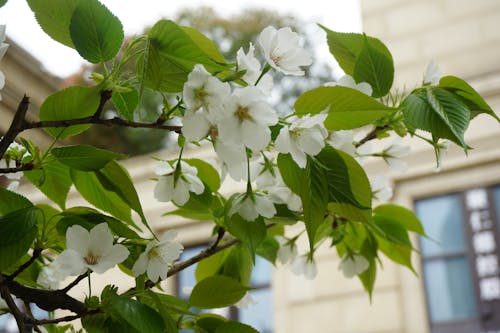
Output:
top-left (258, 26), bottom-right (312, 76)
top-left (435, 139), bottom-right (450, 172)
top-left (325, 74), bottom-right (373, 96)
top-left (182, 109), bottom-right (213, 142)
top-left (154, 161), bottom-right (205, 206)
top-left (53, 223), bottom-right (129, 275)
top-left (424, 60), bottom-right (442, 85)
top-left (183, 64), bottom-right (230, 121)
top-left (275, 114), bottom-right (328, 168)
top-left (37, 263), bottom-right (65, 290)
top-left (235, 292), bottom-right (257, 309)
top-left (338, 253), bottom-right (369, 278)
top-left (218, 86), bottom-right (278, 152)
top-left (382, 138), bottom-right (410, 172)
top-left (229, 192), bottom-right (276, 221)
top-left (370, 176), bottom-right (393, 202)
top-left (236, 43), bottom-right (273, 93)
top-left (133, 230), bottom-right (183, 282)
top-left (327, 130), bottom-right (356, 156)
top-left (291, 255), bottom-right (317, 280)
top-left (276, 236), bottom-right (298, 265)
top-left (214, 139), bottom-right (248, 181)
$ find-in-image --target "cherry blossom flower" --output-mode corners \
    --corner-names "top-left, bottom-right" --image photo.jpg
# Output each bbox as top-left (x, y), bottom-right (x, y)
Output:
top-left (370, 176), bottom-right (393, 202)
top-left (53, 223), bottom-right (129, 275)
top-left (37, 263), bottom-right (65, 290)
top-left (229, 192), bottom-right (276, 221)
top-left (291, 255), bottom-right (317, 280)
top-left (258, 26), bottom-right (312, 76)
top-left (275, 114), bottom-right (328, 168)
top-left (218, 86), bottom-right (278, 152)
top-left (327, 130), bottom-right (356, 156)
top-left (382, 138), bottom-right (410, 172)
top-left (236, 43), bottom-right (273, 93)
top-left (183, 64), bottom-right (230, 120)
top-left (132, 230), bottom-right (183, 282)
top-left (154, 161), bottom-right (205, 206)
top-left (338, 253), bottom-right (369, 278)
top-left (182, 109), bottom-right (213, 142)
top-left (214, 139), bottom-right (248, 181)
top-left (424, 60), bottom-right (442, 85)
top-left (325, 74), bottom-right (373, 96)
top-left (276, 236), bottom-right (298, 265)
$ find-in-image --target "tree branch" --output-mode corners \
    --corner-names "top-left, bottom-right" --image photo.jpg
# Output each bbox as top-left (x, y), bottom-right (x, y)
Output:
top-left (0, 163), bottom-right (35, 174)
top-left (61, 273), bottom-right (88, 293)
top-left (0, 275), bottom-right (29, 333)
top-left (0, 95), bottom-right (30, 159)
top-left (9, 248), bottom-right (42, 279)
top-left (354, 125), bottom-right (389, 148)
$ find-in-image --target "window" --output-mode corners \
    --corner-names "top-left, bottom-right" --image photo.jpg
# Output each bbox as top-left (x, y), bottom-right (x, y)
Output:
top-left (177, 245), bottom-right (274, 333)
top-left (416, 186), bottom-right (500, 333)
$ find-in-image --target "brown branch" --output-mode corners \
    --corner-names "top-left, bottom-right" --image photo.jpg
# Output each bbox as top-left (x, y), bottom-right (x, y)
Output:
top-left (354, 125), bottom-right (389, 148)
top-left (9, 248), bottom-right (42, 279)
top-left (0, 274), bottom-right (85, 314)
top-left (61, 273), bottom-right (88, 293)
top-left (26, 310), bottom-right (101, 325)
top-left (0, 275), bottom-right (29, 333)
top-left (0, 96), bottom-right (30, 159)
top-left (24, 116), bottom-right (182, 133)
top-left (0, 163), bottom-right (35, 174)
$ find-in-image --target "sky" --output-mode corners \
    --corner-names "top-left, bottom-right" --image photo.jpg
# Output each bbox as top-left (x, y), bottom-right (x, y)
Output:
top-left (0, 0), bottom-right (361, 77)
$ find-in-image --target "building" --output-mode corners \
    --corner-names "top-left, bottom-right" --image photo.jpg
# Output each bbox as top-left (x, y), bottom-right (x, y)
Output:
top-left (2, 0), bottom-right (500, 332)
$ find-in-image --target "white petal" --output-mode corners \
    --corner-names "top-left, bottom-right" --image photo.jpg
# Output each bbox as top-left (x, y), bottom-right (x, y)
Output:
top-left (54, 250), bottom-right (87, 276)
top-left (132, 252), bottom-right (149, 277)
top-left (254, 195), bottom-right (276, 218)
top-left (66, 224), bottom-right (90, 255)
top-left (154, 176), bottom-right (174, 202)
top-left (92, 244), bottom-right (129, 274)
top-left (182, 111), bottom-right (211, 142)
top-left (88, 223), bottom-right (114, 257)
top-left (241, 121), bottom-right (270, 152)
top-left (147, 260), bottom-right (166, 282)
top-left (154, 161), bottom-right (173, 176)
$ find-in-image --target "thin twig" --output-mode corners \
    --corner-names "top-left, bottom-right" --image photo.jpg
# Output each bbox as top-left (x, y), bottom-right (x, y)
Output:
top-left (61, 273), bottom-right (88, 293)
top-left (9, 248), bottom-right (42, 279)
top-left (25, 310), bottom-right (101, 325)
top-left (0, 163), bottom-right (35, 174)
top-left (354, 125), bottom-right (389, 148)
top-left (0, 95), bottom-right (30, 159)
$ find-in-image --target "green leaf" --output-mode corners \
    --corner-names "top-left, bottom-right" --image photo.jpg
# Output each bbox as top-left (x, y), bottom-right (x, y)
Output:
top-left (439, 75), bottom-right (499, 121)
top-left (181, 26), bottom-right (226, 64)
top-left (27, 0), bottom-right (79, 47)
top-left (71, 169), bottom-right (134, 226)
top-left (256, 236), bottom-right (279, 264)
top-left (81, 313), bottom-right (111, 333)
top-left (196, 248), bottom-right (230, 282)
top-left (111, 89), bottom-right (139, 121)
top-left (0, 207), bottom-right (39, 271)
top-left (25, 153), bottom-right (72, 209)
top-left (358, 237), bottom-right (378, 299)
top-left (225, 214), bottom-right (266, 255)
top-left (69, 0), bottom-right (123, 63)
top-left (353, 35), bottom-right (394, 97)
top-left (197, 314), bottom-right (227, 332)
top-left (51, 145), bottom-right (127, 171)
top-left (189, 275), bottom-right (248, 309)
top-left (278, 153), bottom-right (328, 250)
top-left (39, 86), bottom-right (101, 139)
top-left (96, 161), bottom-right (148, 230)
top-left (184, 158), bottom-right (221, 192)
top-left (105, 292), bottom-right (165, 333)
top-left (139, 20), bottom-right (227, 93)
top-left (373, 216), bottom-right (414, 271)
top-left (0, 187), bottom-right (33, 216)
top-left (0, 1), bottom-right (7, 9)
top-left (318, 146), bottom-right (371, 221)
top-left (138, 290), bottom-right (178, 333)
top-left (216, 321), bottom-right (258, 333)
top-left (295, 86), bottom-right (394, 130)
top-left (320, 25), bottom-right (393, 80)
top-left (403, 87), bottom-right (471, 149)
top-left (373, 204), bottom-right (425, 235)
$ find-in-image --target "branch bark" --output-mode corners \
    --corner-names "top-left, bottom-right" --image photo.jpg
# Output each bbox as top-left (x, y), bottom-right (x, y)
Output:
top-left (0, 95), bottom-right (30, 159)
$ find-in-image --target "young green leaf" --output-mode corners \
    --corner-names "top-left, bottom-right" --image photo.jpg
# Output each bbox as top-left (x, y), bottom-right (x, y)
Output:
top-left (216, 321), bottom-right (259, 333)
top-left (439, 75), bottom-right (499, 121)
top-left (225, 214), bottom-right (266, 255)
top-left (105, 292), bottom-right (165, 333)
top-left (39, 86), bottom-right (101, 139)
top-left (0, 186), bottom-right (33, 216)
top-left (51, 145), bottom-right (127, 171)
top-left (184, 158), bottom-right (221, 192)
top-left (403, 87), bottom-right (471, 150)
top-left (353, 35), bottom-right (394, 97)
top-left (0, 207), bottom-right (39, 271)
top-left (111, 89), bottom-right (140, 121)
top-left (278, 153), bottom-right (328, 250)
top-left (373, 204), bottom-right (425, 235)
top-left (181, 26), bottom-right (227, 64)
top-left (294, 86), bottom-right (394, 130)
top-left (69, 0), bottom-right (124, 63)
top-left (27, 0), bottom-right (79, 48)
top-left (24, 153), bottom-right (72, 210)
top-left (189, 275), bottom-right (248, 309)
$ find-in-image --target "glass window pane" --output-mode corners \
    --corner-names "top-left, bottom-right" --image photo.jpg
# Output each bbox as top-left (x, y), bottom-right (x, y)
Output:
top-left (177, 246), bottom-right (204, 298)
top-left (423, 257), bottom-right (477, 322)
top-left (492, 187), bottom-right (500, 225)
top-left (239, 288), bottom-right (273, 333)
top-left (416, 194), bottom-right (467, 256)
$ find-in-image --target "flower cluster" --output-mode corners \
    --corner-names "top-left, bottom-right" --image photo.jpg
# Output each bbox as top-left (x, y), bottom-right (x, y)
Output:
top-left (0, 140), bottom-right (30, 191)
